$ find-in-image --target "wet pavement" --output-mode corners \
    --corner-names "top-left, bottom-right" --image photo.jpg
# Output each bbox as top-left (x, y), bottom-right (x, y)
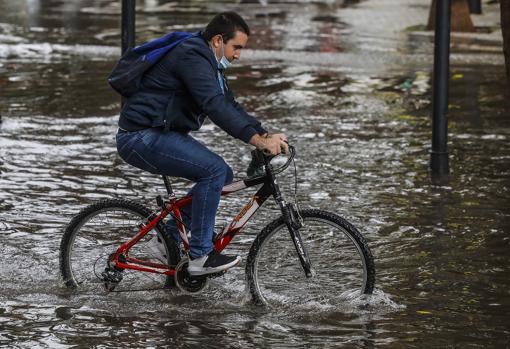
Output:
top-left (1, 0), bottom-right (509, 347)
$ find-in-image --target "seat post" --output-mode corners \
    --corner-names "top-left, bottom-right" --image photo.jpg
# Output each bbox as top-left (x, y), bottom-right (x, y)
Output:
top-left (162, 175), bottom-right (174, 196)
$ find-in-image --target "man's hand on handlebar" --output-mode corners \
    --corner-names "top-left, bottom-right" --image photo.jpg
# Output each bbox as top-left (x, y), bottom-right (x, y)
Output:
top-left (249, 133), bottom-right (289, 155)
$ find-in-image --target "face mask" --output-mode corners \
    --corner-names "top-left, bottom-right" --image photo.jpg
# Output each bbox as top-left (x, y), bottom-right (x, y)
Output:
top-left (218, 55), bottom-right (231, 70)
top-left (215, 39), bottom-right (231, 70)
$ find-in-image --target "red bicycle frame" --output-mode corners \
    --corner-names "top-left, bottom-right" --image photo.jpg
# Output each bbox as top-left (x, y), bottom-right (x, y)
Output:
top-left (110, 174), bottom-right (273, 277)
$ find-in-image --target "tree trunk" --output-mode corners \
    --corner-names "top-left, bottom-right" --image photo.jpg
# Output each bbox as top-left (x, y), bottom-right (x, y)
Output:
top-left (428, 0), bottom-right (475, 32)
top-left (502, 0), bottom-right (510, 77)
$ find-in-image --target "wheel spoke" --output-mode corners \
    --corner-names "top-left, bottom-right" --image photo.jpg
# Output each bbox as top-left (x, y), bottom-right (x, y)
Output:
top-left (60, 200), bottom-right (179, 293)
top-left (248, 210), bottom-right (375, 308)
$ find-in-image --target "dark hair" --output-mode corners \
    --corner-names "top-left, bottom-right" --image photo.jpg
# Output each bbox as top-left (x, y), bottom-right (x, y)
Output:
top-left (202, 11), bottom-right (250, 43)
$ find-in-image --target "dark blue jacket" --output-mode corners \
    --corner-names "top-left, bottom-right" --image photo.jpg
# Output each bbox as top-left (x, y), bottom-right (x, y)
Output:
top-left (118, 33), bottom-right (266, 143)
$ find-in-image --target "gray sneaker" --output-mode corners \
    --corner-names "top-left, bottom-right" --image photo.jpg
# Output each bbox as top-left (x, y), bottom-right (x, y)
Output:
top-left (146, 235), bottom-right (167, 263)
top-left (187, 250), bottom-right (241, 276)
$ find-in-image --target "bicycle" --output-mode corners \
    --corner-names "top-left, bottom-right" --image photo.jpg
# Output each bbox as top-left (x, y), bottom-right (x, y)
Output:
top-left (59, 145), bottom-right (375, 307)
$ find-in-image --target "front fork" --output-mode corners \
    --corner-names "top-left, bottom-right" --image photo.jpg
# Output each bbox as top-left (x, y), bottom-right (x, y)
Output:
top-left (283, 203), bottom-right (313, 278)
top-left (268, 166), bottom-right (313, 278)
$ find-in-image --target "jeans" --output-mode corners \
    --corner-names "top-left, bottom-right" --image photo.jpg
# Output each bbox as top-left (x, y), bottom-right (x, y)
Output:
top-left (116, 128), bottom-right (233, 258)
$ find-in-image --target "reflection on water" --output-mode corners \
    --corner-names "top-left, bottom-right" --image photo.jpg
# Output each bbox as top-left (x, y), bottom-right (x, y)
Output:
top-left (1, 0), bottom-right (509, 347)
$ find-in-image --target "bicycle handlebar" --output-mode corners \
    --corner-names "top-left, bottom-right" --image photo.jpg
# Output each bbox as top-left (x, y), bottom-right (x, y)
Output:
top-left (271, 145), bottom-right (295, 175)
top-left (247, 145), bottom-right (296, 178)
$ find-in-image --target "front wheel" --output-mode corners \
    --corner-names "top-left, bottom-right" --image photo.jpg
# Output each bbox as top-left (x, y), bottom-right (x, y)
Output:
top-left (246, 209), bottom-right (375, 307)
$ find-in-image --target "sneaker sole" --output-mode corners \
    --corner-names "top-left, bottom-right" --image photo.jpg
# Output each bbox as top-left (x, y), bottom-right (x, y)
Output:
top-left (188, 256), bottom-right (241, 276)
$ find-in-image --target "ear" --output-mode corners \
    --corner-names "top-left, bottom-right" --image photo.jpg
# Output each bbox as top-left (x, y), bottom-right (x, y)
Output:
top-left (211, 34), bottom-right (222, 48)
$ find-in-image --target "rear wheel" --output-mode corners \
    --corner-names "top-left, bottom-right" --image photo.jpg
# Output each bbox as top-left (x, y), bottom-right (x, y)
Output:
top-left (60, 199), bottom-right (179, 292)
top-left (246, 209), bottom-right (375, 307)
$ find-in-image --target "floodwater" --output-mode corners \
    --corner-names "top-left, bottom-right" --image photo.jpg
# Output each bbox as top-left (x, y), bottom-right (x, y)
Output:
top-left (1, 0), bottom-right (509, 347)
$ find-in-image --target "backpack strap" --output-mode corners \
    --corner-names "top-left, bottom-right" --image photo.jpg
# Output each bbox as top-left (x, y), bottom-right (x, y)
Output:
top-left (107, 31), bottom-right (200, 97)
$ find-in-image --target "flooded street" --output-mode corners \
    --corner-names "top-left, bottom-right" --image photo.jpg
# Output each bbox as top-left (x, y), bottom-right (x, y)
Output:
top-left (1, 0), bottom-right (509, 347)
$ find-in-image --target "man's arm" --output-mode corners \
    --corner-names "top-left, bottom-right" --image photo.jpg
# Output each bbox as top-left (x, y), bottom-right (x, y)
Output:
top-left (174, 49), bottom-right (260, 143)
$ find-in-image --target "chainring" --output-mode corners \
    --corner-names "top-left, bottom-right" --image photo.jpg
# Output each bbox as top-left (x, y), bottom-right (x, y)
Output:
top-left (174, 258), bottom-right (209, 294)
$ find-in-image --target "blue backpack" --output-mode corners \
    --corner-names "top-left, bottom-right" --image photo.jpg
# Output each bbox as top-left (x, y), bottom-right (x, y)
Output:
top-left (108, 31), bottom-right (199, 97)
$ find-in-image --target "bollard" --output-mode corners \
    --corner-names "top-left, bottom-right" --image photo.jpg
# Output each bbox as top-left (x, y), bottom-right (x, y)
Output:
top-left (430, 0), bottom-right (451, 185)
top-left (121, 0), bottom-right (136, 55)
top-left (468, 0), bottom-right (482, 14)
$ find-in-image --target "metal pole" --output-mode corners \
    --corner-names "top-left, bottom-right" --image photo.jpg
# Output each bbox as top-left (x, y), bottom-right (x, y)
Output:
top-left (121, 0), bottom-right (136, 55)
top-left (430, 0), bottom-right (451, 184)
top-left (468, 0), bottom-right (482, 14)
top-left (121, 0), bottom-right (135, 107)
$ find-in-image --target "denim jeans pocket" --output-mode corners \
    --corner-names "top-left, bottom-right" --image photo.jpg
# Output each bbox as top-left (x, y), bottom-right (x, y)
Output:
top-left (137, 128), bottom-right (159, 150)
top-left (122, 149), bottom-right (159, 174)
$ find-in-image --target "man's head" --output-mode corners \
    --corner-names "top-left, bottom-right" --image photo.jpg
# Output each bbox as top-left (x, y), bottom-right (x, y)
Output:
top-left (203, 12), bottom-right (250, 63)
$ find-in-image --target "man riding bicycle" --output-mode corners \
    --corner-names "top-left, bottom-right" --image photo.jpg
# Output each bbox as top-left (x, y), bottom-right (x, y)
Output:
top-left (115, 12), bottom-right (288, 276)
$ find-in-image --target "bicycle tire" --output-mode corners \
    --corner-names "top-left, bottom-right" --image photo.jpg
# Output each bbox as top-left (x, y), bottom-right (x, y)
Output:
top-left (246, 209), bottom-right (375, 307)
top-left (60, 199), bottom-right (180, 292)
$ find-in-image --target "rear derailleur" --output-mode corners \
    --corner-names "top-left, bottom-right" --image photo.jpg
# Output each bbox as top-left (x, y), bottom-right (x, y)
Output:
top-left (101, 254), bottom-right (124, 291)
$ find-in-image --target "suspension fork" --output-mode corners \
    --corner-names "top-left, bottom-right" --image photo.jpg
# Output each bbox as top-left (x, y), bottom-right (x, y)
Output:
top-left (265, 164), bottom-right (313, 278)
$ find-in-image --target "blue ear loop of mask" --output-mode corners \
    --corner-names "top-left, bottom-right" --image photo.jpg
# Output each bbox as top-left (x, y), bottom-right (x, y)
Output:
top-left (211, 37), bottom-right (231, 94)
top-left (215, 37), bottom-right (231, 70)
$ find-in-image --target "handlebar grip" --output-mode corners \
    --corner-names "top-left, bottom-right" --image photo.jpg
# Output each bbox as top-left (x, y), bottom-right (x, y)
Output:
top-left (246, 145), bottom-right (295, 178)
top-left (252, 148), bottom-right (275, 165)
